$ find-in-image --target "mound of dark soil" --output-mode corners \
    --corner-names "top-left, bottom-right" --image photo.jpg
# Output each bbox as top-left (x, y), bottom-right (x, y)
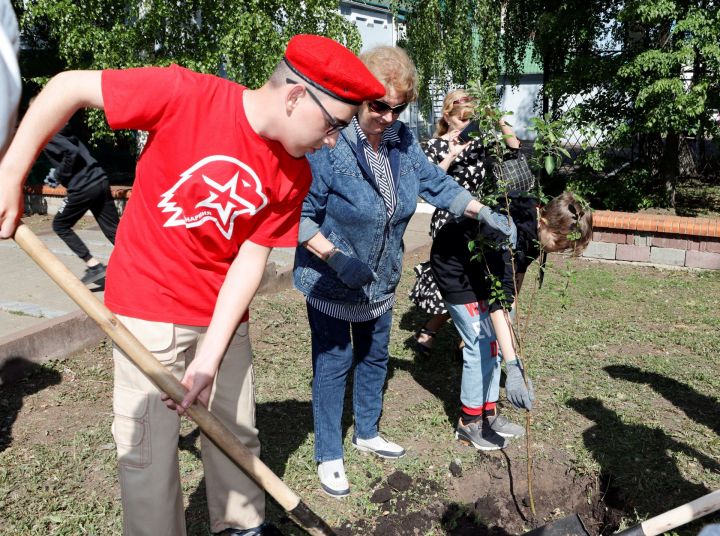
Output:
top-left (335, 450), bottom-right (626, 535)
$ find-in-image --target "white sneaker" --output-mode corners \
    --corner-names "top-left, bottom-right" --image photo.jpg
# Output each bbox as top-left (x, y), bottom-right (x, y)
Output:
top-left (317, 459), bottom-right (350, 497)
top-left (352, 435), bottom-right (406, 459)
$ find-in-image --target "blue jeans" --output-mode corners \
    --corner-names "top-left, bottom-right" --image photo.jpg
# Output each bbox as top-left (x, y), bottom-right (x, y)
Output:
top-left (446, 301), bottom-right (501, 408)
top-left (306, 303), bottom-right (393, 462)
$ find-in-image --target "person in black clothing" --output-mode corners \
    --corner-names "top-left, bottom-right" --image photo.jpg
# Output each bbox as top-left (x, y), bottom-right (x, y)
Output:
top-left (430, 192), bottom-right (593, 450)
top-left (410, 89), bottom-right (521, 357)
top-left (42, 123), bottom-right (119, 284)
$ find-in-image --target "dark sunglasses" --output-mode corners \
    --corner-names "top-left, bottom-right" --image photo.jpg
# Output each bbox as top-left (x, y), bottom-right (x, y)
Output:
top-left (367, 100), bottom-right (409, 116)
top-left (452, 96), bottom-right (474, 105)
top-left (286, 78), bottom-right (349, 135)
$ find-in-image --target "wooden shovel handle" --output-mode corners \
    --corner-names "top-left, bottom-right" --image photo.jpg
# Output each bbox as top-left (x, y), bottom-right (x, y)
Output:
top-left (616, 489), bottom-right (720, 536)
top-left (13, 223), bottom-right (334, 536)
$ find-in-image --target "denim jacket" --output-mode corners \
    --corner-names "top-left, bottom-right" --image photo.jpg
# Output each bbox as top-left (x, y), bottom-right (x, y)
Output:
top-left (293, 121), bottom-right (474, 305)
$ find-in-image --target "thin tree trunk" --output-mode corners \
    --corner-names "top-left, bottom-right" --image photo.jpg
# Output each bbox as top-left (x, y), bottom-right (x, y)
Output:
top-left (659, 132), bottom-right (680, 208)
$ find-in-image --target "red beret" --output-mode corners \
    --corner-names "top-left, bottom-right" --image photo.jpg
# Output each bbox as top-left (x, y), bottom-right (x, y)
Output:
top-left (284, 34), bottom-right (385, 105)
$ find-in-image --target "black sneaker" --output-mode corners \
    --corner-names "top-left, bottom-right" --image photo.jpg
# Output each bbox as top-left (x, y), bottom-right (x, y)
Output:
top-left (81, 263), bottom-right (106, 285)
top-left (455, 418), bottom-right (506, 451)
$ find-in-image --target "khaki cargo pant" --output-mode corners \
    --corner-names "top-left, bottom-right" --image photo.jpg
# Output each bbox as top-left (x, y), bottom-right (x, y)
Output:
top-left (111, 315), bottom-right (264, 536)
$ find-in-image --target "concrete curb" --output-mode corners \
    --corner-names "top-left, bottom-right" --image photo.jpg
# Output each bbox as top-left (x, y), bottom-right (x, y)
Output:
top-left (0, 310), bottom-right (103, 385)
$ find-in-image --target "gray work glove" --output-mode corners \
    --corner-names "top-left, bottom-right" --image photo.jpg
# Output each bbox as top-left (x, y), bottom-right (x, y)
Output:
top-left (476, 206), bottom-right (517, 248)
top-left (326, 250), bottom-right (377, 289)
top-left (505, 358), bottom-right (535, 410)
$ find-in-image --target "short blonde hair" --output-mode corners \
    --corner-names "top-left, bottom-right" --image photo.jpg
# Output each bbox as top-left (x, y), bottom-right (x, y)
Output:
top-left (359, 46), bottom-right (418, 103)
top-left (434, 89), bottom-right (476, 137)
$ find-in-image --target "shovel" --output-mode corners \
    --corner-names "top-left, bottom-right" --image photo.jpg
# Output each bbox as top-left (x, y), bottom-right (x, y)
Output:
top-left (13, 222), bottom-right (335, 536)
top-left (525, 488), bottom-right (720, 536)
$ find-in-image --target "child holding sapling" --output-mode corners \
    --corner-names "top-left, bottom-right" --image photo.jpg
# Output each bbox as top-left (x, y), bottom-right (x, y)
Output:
top-left (430, 191), bottom-right (593, 450)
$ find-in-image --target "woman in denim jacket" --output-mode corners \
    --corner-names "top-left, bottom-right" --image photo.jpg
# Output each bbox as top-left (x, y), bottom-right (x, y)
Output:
top-left (293, 46), bottom-right (525, 497)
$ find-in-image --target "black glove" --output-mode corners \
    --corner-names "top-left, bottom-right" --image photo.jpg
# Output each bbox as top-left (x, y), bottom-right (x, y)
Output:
top-left (326, 250), bottom-right (377, 289)
top-left (505, 358), bottom-right (535, 410)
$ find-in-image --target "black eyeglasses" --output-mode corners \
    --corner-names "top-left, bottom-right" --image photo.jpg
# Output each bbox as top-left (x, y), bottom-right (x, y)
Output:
top-left (286, 78), bottom-right (349, 135)
top-left (367, 100), bottom-right (409, 116)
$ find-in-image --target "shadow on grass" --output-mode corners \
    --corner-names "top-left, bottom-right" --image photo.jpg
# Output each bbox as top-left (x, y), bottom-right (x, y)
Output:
top-left (175, 401), bottom-right (314, 478)
top-left (566, 397), bottom-right (720, 527)
top-left (0, 357), bottom-right (62, 452)
top-left (397, 304), bottom-right (454, 355)
top-left (257, 399), bottom-right (314, 479)
top-left (180, 400), bottom-right (314, 535)
top-left (186, 475), bottom-right (208, 536)
top-left (392, 306), bottom-right (464, 426)
top-left (388, 351), bottom-right (462, 429)
top-left (603, 364), bottom-right (720, 435)
top-left (177, 428), bottom-right (208, 534)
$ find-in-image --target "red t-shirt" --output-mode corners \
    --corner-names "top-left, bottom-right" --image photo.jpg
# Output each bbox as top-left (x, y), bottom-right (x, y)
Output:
top-left (101, 65), bottom-right (311, 325)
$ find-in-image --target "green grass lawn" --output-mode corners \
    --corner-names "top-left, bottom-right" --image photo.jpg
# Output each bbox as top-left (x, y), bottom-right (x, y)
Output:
top-left (1, 251), bottom-right (718, 535)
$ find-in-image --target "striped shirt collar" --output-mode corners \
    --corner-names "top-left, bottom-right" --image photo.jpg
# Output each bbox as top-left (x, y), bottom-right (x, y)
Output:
top-left (352, 116), bottom-right (401, 149)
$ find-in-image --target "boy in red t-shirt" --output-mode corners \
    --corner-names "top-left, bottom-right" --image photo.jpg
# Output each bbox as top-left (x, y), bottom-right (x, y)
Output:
top-left (0, 35), bottom-right (385, 536)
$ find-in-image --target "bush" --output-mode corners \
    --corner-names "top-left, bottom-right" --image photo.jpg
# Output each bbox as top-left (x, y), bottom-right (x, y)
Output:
top-left (567, 165), bottom-right (670, 211)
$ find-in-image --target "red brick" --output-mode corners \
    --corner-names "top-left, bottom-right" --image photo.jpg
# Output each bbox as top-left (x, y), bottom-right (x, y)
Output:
top-left (592, 210), bottom-right (720, 239)
top-left (689, 221), bottom-right (707, 236)
top-left (616, 244), bottom-right (651, 262)
top-left (111, 186), bottom-right (132, 199)
top-left (686, 251), bottom-right (720, 269)
top-left (703, 240), bottom-right (720, 254)
top-left (599, 231), bottom-right (628, 244)
top-left (711, 222), bottom-right (720, 239)
top-left (652, 235), bottom-right (688, 249)
top-left (592, 211), bottom-right (613, 228)
top-left (24, 184), bottom-right (133, 199)
top-left (636, 219), bottom-right (658, 233)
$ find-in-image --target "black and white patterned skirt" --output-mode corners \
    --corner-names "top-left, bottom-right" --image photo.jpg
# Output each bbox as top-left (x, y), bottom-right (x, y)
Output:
top-left (409, 261), bottom-right (447, 315)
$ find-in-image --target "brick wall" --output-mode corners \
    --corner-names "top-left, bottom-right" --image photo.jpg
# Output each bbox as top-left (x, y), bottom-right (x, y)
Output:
top-left (23, 185), bottom-right (132, 216)
top-left (22, 188), bottom-right (720, 270)
top-left (583, 211), bottom-right (720, 269)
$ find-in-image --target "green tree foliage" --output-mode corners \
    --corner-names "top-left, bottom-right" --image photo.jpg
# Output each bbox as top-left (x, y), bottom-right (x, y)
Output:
top-left (400, 0), bottom-right (501, 115)
top-left (503, 0), bottom-right (720, 209)
top-left (17, 0), bottom-right (360, 82)
top-left (13, 0), bottom-right (361, 139)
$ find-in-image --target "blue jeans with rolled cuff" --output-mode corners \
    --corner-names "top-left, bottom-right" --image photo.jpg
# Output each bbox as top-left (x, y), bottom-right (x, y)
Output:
top-left (306, 302), bottom-right (393, 462)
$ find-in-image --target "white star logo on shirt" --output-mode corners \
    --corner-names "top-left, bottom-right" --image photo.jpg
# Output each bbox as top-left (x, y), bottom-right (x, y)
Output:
top-left (196, 172), bottom-right (259, 227)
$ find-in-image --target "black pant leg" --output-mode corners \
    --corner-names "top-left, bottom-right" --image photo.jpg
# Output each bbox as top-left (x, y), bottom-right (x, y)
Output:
top-left (52, 186), bottom-right (96, 261)
top-left (89, 179), bottom-right (119, 245)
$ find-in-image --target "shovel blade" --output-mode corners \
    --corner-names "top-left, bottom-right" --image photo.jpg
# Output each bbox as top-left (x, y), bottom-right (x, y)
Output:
top-left (524, 514), bottom-right (592, 536)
